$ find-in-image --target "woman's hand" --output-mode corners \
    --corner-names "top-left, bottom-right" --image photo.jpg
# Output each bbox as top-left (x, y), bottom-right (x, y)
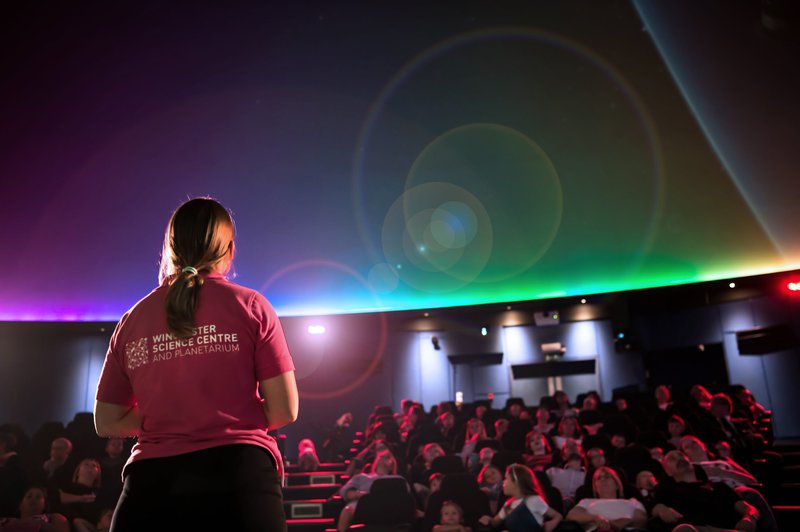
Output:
top-left (82, 493), bottom-right (96, 503)
top-left (478, 515), bottom-right (491, 526)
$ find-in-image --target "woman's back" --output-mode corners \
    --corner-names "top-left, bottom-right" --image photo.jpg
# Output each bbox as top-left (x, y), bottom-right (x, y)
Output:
top-left (98, 272), bottom-right (294, 468)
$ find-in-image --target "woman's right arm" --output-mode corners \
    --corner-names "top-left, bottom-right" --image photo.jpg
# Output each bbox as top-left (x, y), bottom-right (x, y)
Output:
top-left (259, 370), bottom-right (299, 430)
top-left (566, 505), bottom-right (603, 527)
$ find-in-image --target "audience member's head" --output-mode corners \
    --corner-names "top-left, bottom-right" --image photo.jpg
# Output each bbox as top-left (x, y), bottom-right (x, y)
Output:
top-left (587, 447), bottom-right (606, 469)
top-left (582, 395), bottom-right (598, 411)
top-left (635, 470), bottom-right (658, 494)
top-left (73, 458), bottom-right (102, 488)
top-left (429, 472), bottom-right (444, 493)
top-left (465, 418), bottom-right (488, 441)
top-left (661, 450), bottom-right (687, 478)
top-left (667, 415), bottom-right (686, 438)
top-left (655, 385), bottom-right (670, 404)
top-left (479, 446), bottom-right (495, 464)
top-left (615, 397), bottom-right (628, 412)
top-left (690, 385), bottom-right (712, 408)
top-left (504, 463), bottom-right (543, 498)
top-left (437, 411), bottom-right (455, 430)
top-left (561, 439), bottom-right (584, 462)
top-left (440, 500), bottom-right (465, 526)
top-left (710, 394), bottom-right (733, 419)
top-left (494, 418), bottom-right (509, 437)
top-left (611, 433), bottom-right (627, 449)
top-left (557, 416), bottom-right (582, 439)
top-left (553, 391), bottom-right (571, 410)
top-left (715, 440), bottom-right (732, 459)
top-left (536, 406), bottom-right (551, 425)
top-left (423, 443), bottom-right (445, 465)
top-left (105, 437), bottom-right (125, 459)
top-left (592, 466), bottom-right (624, 498)
top-left (649, 447), bottom-right (664, 462)
top-left (679, 436), bottom-right (710, 462)
top-left (372, 450), bottom-right (398, 476)
top-left (18, 486), bottom-right (48, 518)
top-left (478, 464), bottom-right (502, 485)
top-left (49, 437), bottom-right (72, 464)
top-left (526, 432), bottom-right (552, 456)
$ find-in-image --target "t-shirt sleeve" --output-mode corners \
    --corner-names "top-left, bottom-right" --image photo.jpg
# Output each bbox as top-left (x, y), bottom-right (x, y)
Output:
top-left (576, 498), bottom-right (592, 510)
top-left (525, 496), bottom-right (549, 517)
top-left (630, 498), bottom-right (646, 513)
top-left (95, 316), bottom-right (136, 406)
top-left (250, 292), bottom-right (295, 381)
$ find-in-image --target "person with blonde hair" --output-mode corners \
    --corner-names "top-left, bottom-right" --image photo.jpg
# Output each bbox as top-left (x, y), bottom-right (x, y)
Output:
top-left (566, 466), bottom-right (647, 530)
top-left (94, 198), bottom-right (297, 531)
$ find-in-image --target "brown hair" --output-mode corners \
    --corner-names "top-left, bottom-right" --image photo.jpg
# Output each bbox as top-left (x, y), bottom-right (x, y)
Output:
top-left (506, 463), bottom-right (543, 498)
top-left (159, 198), bottom-right (235, 338)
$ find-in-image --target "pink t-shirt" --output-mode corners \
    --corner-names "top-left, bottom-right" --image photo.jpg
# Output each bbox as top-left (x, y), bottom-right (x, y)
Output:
top-left (96, 272), bottom-right (295, 477)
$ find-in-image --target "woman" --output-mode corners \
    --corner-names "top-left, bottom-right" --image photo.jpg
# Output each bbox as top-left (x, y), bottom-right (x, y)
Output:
top-left (553, 416), bottom-right (584, 451)
top-left (94, 198), bottom-right (298, 531)
top-left (566, 466), bottom-right (647, 531)
top-left (337, 450), bottom-right (404, 532)
top-left (479, 464), bottom-right (562, 532)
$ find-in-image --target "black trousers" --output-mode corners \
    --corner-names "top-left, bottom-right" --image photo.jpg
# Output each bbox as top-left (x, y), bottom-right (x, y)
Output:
top-left (111, 444), bottom-right (286, 532)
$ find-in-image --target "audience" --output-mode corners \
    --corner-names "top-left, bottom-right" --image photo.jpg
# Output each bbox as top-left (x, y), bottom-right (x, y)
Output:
top-left (1, 381), bottom-right (786, 531)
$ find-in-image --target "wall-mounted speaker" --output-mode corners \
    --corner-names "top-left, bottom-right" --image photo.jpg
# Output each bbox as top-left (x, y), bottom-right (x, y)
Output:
top-left (736, 324), bottom-right (798, 355)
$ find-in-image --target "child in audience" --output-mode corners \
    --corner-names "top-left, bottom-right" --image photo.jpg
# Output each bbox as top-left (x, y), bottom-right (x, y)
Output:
top-left (477, 464), bottom-right (503, 513)
top-left (479, 464), bottom-right (562, 532)
top-left (297, 438), bottom-right (321, 472)
top-left (434, 500), bottom-right (471, 532)
top-left (0, 486), bottom-right (69, 532)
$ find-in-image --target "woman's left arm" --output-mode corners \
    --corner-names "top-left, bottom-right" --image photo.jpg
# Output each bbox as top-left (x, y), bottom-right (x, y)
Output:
top-left (94, 401), bottom-right (142, 437)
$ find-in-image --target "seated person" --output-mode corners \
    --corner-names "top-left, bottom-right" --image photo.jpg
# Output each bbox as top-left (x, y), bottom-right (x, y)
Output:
top-left (553, 417), bottom-right (584, 451)
top-left (434, 500), bottom-right (472, 532)
top-left (337, 450), bottom-right (404, 532)
top-left (477, 464), bottom-right (503, 514)
top-left (566, 466), bottom-right (647, 531)
top-left (546, 450), bottom-right (586, 508)
top-left (0, 486), bottom-right (69, 532)
top-left (296, 438), bottom-right (321, 472)
top-left (652, 451), bottom-right (759, 532)
top-left (479, 464), bottom-right (562, 532)
top-left (523, 432), bottom-right (554, 472)
top-left (55, 459), bottom-right (109, 527)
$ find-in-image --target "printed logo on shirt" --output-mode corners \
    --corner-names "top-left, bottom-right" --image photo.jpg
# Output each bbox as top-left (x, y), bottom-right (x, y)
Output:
top-left (150, 324), bottom-right (240, 363)
top-left (125, 337), bottom-right (150, 370)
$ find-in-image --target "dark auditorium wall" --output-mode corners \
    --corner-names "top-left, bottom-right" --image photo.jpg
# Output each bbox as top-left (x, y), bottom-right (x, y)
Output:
top-left (1, 292), bottom-right (798, 456)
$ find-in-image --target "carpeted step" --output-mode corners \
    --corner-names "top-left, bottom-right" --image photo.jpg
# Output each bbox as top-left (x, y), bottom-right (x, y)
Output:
top-left (283, 483), bottom-right (341, 501)
top-left (286, 462), bottom-right (347, 473)
top-left (286, 471), bottom-right (349, 486)
top-left (286, 517), bottom-right (335, 532)
top-left (284, 497), bottom-right (345, 520)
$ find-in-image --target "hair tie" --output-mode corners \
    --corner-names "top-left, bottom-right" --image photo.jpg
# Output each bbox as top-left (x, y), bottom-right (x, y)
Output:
top-left (182, 266), bottom-right (198, 276)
